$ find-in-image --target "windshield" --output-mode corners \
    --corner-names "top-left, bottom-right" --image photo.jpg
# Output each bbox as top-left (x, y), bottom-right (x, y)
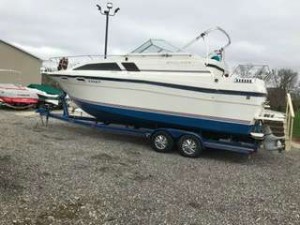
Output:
top-left (131, 39), bottom-right (180, 53)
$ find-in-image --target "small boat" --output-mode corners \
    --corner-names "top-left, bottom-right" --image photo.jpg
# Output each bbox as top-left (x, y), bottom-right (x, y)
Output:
top-left (43, 27), bottom-right (268, 137)
top-left (0, 83), bottom-right (39, 109)
top-left (27, 84), bottom-right (63, 107)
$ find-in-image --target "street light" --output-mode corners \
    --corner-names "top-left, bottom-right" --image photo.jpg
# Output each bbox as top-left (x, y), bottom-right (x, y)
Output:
top-left (96, 2), bottom-right (120, 59)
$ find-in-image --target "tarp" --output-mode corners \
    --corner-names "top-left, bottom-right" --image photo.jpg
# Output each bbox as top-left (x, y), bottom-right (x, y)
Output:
top-left (27, 84), bottom-right (63, 96)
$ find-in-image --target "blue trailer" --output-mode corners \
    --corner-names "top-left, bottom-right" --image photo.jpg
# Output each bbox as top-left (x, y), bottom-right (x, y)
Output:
top-left (37, 94), bottom-right (260, 158)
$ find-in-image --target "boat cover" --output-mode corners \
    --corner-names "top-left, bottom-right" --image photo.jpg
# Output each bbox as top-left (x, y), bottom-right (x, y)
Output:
top-left (27, 84), bottom-right (63, 96)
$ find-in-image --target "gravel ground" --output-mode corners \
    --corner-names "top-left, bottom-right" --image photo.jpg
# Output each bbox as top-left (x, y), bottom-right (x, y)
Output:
top-left (0, 109), bottom-right (300, 225)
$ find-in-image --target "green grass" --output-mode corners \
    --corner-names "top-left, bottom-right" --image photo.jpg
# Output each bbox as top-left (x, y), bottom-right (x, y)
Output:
top-left (293, 111), bottom-right (300, 138)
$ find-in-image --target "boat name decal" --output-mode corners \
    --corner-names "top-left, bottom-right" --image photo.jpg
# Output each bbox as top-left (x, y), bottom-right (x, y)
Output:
top-left (88, 79), bottom-right (101, 84)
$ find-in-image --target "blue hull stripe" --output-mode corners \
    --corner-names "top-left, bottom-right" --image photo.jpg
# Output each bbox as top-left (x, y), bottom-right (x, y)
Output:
top-left (76, 98), bottom-right (250, 125)
top-left (73, 98), bottom-right (253, 135)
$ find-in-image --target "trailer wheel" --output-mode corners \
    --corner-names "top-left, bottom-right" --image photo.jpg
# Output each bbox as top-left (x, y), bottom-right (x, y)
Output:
top-left (151, 131), bottom-right (174, 153)
top-left (178, 135), bottom-right (203, 158)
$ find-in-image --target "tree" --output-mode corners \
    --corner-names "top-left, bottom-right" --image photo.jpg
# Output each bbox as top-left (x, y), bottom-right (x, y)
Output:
top-left (232, 64), bottom-right (270, 80)
top-left (270, 69), bottom-right (298, 92)
top-left (267, 68), bottom-right (299, 111)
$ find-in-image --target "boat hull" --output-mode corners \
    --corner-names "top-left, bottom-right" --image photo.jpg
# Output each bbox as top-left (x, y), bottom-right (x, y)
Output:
top-left (0, 84), bottom-right (39, 106)
top-left (0, 97), bottom-right (38, 104)
top-left (73, 97), bottom-right (253, 135)
top-left (49, 74), bottom-right (266, 136)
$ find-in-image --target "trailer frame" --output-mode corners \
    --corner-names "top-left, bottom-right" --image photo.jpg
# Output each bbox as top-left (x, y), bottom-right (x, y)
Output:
top-left (37, 94), bottom-right (259, 157)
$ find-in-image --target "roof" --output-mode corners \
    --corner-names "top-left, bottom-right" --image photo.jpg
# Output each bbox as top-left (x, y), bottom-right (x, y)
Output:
top-left (0, 39), bottom-right (41, 61)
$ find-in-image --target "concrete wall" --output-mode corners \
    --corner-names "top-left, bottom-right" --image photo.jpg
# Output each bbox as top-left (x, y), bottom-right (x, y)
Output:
top-left (0, 41), bottom-right (42, 85)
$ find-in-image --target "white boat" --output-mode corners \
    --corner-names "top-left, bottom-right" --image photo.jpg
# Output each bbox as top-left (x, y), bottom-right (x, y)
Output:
top-left (44, 27), bottom-right (267, 136)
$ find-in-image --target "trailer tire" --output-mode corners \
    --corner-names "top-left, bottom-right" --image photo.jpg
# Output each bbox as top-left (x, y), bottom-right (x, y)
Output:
top-left (178, 134), bottom-right (203, 158)
top-left (151, 131), bottom-right (174, 153)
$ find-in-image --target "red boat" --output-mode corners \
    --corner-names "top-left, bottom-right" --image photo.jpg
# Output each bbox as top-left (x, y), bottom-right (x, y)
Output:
top-left (0, 83), bottom-right (39, 109)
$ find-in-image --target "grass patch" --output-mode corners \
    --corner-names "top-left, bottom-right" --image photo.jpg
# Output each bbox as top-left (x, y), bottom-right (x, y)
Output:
top-left (293, 111), bottom-right (300, 138)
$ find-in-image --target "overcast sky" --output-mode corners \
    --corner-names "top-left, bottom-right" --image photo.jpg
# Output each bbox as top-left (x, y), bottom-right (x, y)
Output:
top-left (1, 0), bottom-right (299, 71)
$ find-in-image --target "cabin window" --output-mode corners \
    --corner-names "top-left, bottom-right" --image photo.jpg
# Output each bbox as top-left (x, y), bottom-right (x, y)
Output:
top-left (74, 63), bottom-right (121, 71)
top-left (122, 63), bottom-right (140, 72)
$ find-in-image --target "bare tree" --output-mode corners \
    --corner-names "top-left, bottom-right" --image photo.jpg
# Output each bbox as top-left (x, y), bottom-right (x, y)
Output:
top-left (270, 69), bottom-right (298, 92)
top-left (232, 64), bottom-right (271, 80)
top-left (267, 68), bottom-right (298, 111)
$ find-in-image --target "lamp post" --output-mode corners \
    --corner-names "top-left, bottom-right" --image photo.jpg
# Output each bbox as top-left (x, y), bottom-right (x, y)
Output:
top-left (96, 2), bottom-right (120, 59)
